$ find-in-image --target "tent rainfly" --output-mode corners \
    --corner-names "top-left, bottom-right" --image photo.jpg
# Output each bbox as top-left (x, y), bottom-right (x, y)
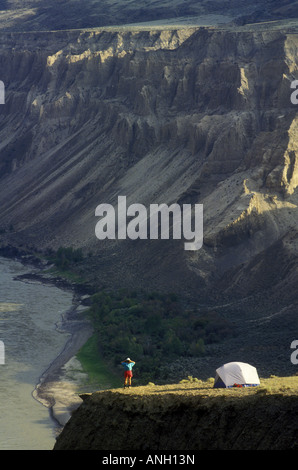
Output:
top-left (213, 361), bottom-right (260, 388)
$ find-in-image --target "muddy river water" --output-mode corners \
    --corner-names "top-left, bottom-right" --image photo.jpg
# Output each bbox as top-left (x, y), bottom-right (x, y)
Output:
top-left (0, 256), bottom-right (74, 450)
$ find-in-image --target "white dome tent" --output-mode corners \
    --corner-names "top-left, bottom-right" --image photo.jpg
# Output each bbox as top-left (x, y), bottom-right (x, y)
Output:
top-left (213, 361), bottom-right (260, 388)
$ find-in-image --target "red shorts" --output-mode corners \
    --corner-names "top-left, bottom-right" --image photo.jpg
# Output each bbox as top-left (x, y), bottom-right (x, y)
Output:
top-left (124, 370), bottom-right (133, 378)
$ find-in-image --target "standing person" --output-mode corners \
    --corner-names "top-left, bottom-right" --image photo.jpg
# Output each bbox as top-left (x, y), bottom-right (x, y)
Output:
top-left (121, 358), bottom-right (135, 388)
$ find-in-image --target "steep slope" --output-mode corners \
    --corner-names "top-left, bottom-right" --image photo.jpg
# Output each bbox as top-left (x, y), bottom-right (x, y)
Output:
top-left (0, 1), bottom-right (266, 32)
top-left (234, 0), bottom-right (298, 26)
top-left (0, 26), bottom-right (298, 374)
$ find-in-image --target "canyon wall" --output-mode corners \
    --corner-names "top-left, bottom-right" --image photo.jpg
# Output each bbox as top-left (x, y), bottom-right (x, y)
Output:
top-left (0, 27), bottom-right (298, 374)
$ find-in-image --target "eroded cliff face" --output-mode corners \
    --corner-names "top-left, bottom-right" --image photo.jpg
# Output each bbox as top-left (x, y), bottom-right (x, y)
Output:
top-left (53, 380), bottom-right (298, 450)
top-left (0, 27), bottom-right (298, 372)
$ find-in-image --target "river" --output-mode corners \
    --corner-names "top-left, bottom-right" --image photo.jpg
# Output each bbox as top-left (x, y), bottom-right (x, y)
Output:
top-left (0, 256), bottom-right (75, 450)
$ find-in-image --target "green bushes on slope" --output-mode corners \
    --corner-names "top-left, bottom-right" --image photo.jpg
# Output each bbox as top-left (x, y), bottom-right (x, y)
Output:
top-left (87, 289), bottom-right (234, 383)
top-left (52, 246), bottom-right (84, 270)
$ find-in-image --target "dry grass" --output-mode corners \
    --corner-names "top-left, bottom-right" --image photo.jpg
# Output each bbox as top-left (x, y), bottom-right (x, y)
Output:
top-left (95, 374), bottom-right (298, 399)
top-left (60, 374), bottom-right (298, 450)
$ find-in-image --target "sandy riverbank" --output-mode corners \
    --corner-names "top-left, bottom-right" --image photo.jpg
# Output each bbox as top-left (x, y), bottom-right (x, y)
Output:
top-left (12, 264), bottom-right (95, 431)
top-left (32, 299), bottom-right (94, 430)
top-left (34, 356), bottom-right (90, 428)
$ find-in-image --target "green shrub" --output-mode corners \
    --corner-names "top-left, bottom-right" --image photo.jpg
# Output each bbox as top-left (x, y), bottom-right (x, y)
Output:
top-left (52, 246), bottom-right (84, 270)
top-left (85, 289), bottom-right (235, 384)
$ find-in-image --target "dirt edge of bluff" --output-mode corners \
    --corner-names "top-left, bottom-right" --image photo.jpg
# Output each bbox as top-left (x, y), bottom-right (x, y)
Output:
top-left (53, 377), bottom-right (298, 450)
